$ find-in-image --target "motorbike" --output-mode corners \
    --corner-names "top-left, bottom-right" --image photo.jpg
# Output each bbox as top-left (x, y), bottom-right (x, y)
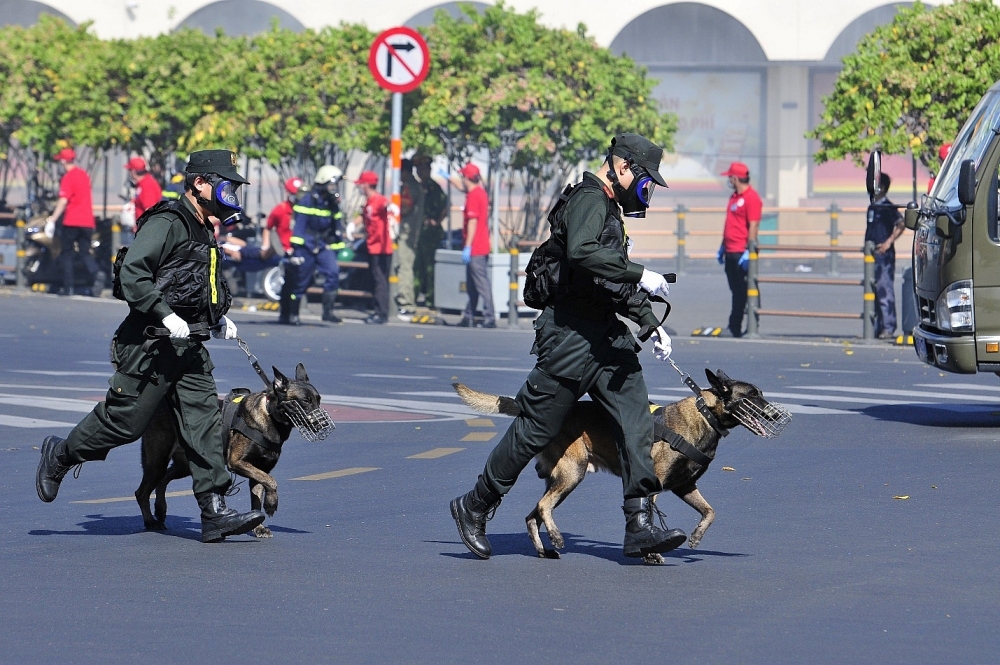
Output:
top-left (21, 218), bottom-right (110, 294)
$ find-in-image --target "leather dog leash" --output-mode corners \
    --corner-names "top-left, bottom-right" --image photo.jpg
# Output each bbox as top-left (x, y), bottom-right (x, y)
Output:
top-left (666, 358), bottom-right (729, 438)
top-left (236, 336), bottom-right (273, 390)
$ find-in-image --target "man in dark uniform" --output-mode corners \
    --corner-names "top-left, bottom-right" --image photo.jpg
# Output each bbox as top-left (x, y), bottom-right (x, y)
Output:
top-left (450, 133), bottom-right (683, 560)
top-left (35, 149), bottom-right (266, 543)
top-left (280, 165), bottom-right (345, 325)
top-left (413, 154), bottom-right (449, 307)
top-left (867, 172), bottom-right (905, 338)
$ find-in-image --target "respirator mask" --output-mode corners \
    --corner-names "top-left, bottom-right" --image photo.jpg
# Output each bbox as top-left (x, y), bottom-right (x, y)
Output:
top-left (198, 175), bottom-right (245, 227)
top-left (607, 152), bottom-right (656, 218)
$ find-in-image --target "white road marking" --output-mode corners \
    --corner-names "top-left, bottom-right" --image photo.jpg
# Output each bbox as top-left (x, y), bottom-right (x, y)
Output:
top-left (354, 374), bottom-right (436, 380)
top-left (779, 368), bottom-right (868, 374)
top-left (792, 385), bottom-right (1000, 403)
top-left (0, 394), bottom-right (98, 413)
top-left (439, 355), bottom-right (517, 361)
top-left (420, 365), bottom-right (532, 372)
top-left (0, 414), bottom-right (75, 428)
top-left (915, 383), bottom-right (1000, 393)
top-left (7, 370), bottom-right (110, 377)
top-left (0, 384), bottom-right (106, 391)
top-left (73, 490), bottom-right (193, 504)
top-left (321, 394), bottom-right (480, 420)
top-left (391, 391), bottom-right (462, 398)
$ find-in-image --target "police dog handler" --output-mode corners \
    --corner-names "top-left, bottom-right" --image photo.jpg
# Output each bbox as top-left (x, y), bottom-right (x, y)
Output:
top-left (36, 150), bottom-right (266, 543)
top-left (451, 133), bottom-right (686, 560)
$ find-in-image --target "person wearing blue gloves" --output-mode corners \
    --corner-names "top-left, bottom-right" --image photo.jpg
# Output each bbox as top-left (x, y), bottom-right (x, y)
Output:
top-left (717, 162), bottom-right (761, 337)
top-left (450, 163), bottom-right (495, 328)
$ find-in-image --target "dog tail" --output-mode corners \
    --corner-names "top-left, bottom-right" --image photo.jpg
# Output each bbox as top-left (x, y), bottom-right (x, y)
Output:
top-left (453, 383), bottom-right (520, 416)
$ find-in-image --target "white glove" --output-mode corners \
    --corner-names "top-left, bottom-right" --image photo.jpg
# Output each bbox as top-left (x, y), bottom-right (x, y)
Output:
top-left (651, 326), bottom-right (672, 361)
top-left (212, 315), bottom-right (238, 340)
top-left (162, 313), bottom-right (190, 339)
top-left (638, 268), bottom-right (670, 299)
top-left (44, 219), bottom-right (55, 238)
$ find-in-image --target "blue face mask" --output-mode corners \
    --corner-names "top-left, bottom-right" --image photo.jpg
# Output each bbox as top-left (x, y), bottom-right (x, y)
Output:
top-left (212, 178), bottom-right (244, 226)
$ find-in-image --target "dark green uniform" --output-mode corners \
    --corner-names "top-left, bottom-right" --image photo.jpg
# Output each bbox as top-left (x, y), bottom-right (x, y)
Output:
top-left (61, 196), bottom-right (231, 495)
top-left (482, 172), bottom-right (663, 501)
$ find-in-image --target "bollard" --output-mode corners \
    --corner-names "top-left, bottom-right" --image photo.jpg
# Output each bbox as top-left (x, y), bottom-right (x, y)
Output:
top-left (746, 238), bottom-right (760, 337)
top-left (110, 216), bottom-right (122, 258)
top-left (676, 204), bottom-right (687, 275)
top-left (829, 202), bottom-right (841, 276)
top-left (508, 234), bottom-right (520, 329)
top-left (863, 240), bottom-right (875, 340)
top-left (389, 273), bottom-right (399, 321)
top-left (15, 218), bottom-right (25, 290)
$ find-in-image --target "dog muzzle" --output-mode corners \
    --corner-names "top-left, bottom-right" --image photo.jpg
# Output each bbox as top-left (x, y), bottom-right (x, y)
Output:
top-left (731, 399), bottom-right (792, 439)
top-left (283, 401), bottom-right (336, 442)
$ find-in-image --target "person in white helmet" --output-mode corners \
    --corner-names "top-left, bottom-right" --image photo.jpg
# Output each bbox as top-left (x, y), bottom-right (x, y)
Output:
top-left (280, 165), bottom-right (345, 325)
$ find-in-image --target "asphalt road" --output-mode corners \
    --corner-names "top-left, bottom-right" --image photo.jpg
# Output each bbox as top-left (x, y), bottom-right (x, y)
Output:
top-left (1, 286), bottom-right (998, 664)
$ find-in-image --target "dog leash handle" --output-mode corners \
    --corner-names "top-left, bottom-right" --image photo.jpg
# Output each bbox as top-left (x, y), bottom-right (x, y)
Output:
top-left (236, 336), bottom-right (273, 390)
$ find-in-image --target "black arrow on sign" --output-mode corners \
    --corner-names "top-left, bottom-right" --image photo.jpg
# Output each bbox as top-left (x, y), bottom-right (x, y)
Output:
top-left (386, 41), bottom-right (416, 77)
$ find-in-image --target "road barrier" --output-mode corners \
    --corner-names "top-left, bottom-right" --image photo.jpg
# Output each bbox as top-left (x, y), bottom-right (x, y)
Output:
top-left (746, 239), bottom-right (876, 339)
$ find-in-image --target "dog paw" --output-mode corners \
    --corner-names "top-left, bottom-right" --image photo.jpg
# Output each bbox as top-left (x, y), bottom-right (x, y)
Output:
top-left (541, 549), bottom-right (560, 559)
top-left (264, 495), bottom-right (278, 516)
top-left (144, 520), bottom-right (167, 531)
top-left (643, 553), bottom-right (666, 565)
top-left (549, 533), bottom-right (565, 550)
top-left (688, 537), bottom-right (701, 549)
top-left (252, 524), bottom-right (273, 538)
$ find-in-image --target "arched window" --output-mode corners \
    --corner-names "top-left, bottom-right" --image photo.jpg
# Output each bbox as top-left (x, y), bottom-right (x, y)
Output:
top-left (611, 3), bottom-right (767, 196)
top-left (0, 0), bottom-right (75, 27)
top-left (175, 0), bottom-right (304, 36)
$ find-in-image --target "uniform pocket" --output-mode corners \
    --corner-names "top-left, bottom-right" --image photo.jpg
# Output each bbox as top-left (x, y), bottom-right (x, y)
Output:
top-left (524, 367), bottom-right (561, 396)
top-left (108, 371), bottom-right (142, 398)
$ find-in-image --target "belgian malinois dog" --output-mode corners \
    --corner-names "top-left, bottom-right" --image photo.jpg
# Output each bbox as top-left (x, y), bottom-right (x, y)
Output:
top-left (454, 369), bottom-right (789, 563)
top-left (135, 363), bottom-right (327, 538)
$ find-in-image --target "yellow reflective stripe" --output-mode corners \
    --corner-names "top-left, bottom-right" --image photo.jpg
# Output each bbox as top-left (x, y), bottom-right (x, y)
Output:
top-left (292, 205), bottom-right (332, 217)
top-left (327, 242), bottom-right (346, 250)
top-left (162, 191), bottom-right (181, 199)
top-left (210, 247), bottom-right (218, 304)
top-left (232, 395), bottom-right (244, 403)
top-left (290, 237), bottom-right (305, 245)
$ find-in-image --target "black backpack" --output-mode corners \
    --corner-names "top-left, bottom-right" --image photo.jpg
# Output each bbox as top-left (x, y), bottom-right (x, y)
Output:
top-left (522, 183), bottom-right (582, 310)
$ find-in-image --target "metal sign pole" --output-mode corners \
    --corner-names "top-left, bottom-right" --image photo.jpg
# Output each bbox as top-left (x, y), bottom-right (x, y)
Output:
top-left (389, 91), bottom-right (403, 320)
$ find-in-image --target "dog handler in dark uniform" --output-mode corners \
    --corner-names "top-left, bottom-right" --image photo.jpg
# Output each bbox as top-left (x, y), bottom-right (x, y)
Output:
top-left (451, 133), bottom-right (685, 560)
top-left (36, 149), bottom-right (266, 543)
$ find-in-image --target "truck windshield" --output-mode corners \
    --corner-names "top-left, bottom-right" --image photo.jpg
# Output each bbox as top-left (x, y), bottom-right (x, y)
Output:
top-left (929, 90), bottom-right (1000, 206)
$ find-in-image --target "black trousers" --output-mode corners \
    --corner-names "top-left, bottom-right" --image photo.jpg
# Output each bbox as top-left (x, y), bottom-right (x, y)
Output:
top-left (368, 253), bottom-right (392, 319)
top-left (463, 255), bottom-right (495, 324)
top-left (724, 252), bottom-right (748, 337)
top-left (481, 307), bottom-right (662, 501)
top-left (59, 225), bottom-right (99, 292)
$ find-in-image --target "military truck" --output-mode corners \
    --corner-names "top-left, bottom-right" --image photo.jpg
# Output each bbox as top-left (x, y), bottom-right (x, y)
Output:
top-left (893, 80), bottom-right (1000, 374)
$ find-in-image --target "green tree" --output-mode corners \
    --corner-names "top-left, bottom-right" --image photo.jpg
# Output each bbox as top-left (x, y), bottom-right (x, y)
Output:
top-left (810, 0), bottom-right (1000, 168)
top-left (406, 2), bottom-right (676, 238)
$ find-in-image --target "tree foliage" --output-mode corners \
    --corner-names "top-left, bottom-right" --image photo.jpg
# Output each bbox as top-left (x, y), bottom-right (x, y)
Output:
top-left (810, 0), bottom-right (1000, 168)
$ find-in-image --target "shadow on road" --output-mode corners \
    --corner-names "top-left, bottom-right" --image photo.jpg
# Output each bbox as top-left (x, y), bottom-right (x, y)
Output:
top-left (434, 532), bottom-right (749, 565)
top-left (30, 514), bottom-right (200, 540)
top-left (862, 403), bottom-right (1000, 427)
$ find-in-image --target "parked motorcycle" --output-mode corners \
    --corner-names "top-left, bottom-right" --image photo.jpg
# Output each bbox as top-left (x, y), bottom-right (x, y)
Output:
top-left (21, 218), bottom-right (110, 294)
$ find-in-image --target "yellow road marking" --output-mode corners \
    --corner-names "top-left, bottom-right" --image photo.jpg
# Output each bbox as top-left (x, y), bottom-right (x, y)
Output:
top-left (290, 467), bottom-right (380, 481)
top-left (461, 431), bottom-right (496, 442)
top-left (465, 418), bottom-right (494, 427)
top-left (72, 490), bottom-right (193, 504)
top-left (407, 447), bottom-right (465, 459)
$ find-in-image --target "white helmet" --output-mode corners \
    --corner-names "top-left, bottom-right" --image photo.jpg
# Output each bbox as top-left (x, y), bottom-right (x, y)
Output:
top-left (314, 165), bottom-right (343, 185)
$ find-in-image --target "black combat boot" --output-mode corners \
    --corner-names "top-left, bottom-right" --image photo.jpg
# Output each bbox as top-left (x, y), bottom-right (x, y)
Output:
top-left (622, 497), bottom-right (687, 558)
top-left (278, 297), bottom-right (301, 326)
top-left (36, 435), bottom-right (78, 502)
top-left (450, 476), bottom-right (502, 559)
top-left (196, 492), bottom-right (266, 543)
top-left (321, 291), bottom-right (342, 323)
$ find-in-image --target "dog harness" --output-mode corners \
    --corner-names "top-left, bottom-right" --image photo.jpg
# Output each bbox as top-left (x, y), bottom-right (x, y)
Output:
top-left (650, 405), bottom-right (715, 468)
top-left (221, 389), bottom-right (284, 453)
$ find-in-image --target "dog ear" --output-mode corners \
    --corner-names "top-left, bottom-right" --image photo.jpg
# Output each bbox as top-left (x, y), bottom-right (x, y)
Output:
top-left (295, 363), bottom-right (309, 383)
top-left (715, 369), bottom-right (733, 384)
top-left (705, 368), bottom-right (731, 397)
top-left (272, 366), bottom-right (288, 394)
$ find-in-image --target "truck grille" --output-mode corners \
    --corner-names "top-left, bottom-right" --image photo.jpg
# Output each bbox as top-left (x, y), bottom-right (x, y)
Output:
top-left (917, 295), bottom-right (936, 326)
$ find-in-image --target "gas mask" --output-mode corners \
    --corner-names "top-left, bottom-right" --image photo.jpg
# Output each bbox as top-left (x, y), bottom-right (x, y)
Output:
top-left (607, 157), bottom-right (656, 219)
top-left (197, 176), bottom-right (245, 227)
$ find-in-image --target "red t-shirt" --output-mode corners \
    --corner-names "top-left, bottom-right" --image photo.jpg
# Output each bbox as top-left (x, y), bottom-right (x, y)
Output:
top-left (134, 173), bottom-right (162, 217)
top-left (722, 186), bottom-right (762, 253)
top-left (58, 167), bottom-right (94, 228)
top-left (363, 193), bottom-right (392, 255)
top-left (266, 200), bottom-right (293, 251)
top-left (462, 185), bottom-right (490, 256)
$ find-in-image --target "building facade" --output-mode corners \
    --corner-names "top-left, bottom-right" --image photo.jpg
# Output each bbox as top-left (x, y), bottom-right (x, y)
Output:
top-left (2, 0), bottom-right (947, 206)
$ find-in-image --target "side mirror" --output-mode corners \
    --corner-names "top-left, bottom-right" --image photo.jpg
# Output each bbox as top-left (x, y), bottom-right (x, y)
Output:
top-left (866, 150), bottom-right (882, 202)
top-left (958, 159), bottom-right (977, 206)
top-left (904, 201), bottom-right (919, 230)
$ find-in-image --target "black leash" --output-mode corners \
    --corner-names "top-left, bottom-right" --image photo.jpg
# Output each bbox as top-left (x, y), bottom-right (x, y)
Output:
top-left (636, 273), bottom-right (676, 343)
top-left (666, 358), bottom-right (729, 438)
top-left (236, 336), bottom-right (273, 390)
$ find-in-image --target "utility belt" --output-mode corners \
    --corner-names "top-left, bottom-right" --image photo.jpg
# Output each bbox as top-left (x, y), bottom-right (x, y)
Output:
top-left (548, 296), bottom-right (616, 323)
top-left (141, 321), bottom-right (212, 351)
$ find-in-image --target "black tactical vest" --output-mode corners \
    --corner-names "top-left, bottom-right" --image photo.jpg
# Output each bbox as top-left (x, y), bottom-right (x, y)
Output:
top-left (114, 200), bottom-right (231, 326)
top-left (555, 178), bottom-right (643, 313)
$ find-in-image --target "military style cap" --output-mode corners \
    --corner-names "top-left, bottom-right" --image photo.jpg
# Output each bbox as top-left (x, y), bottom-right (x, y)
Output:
top-left (610, 133), bottom-right (667, 188)
top-left (185, 149), bottom-right (249, 184)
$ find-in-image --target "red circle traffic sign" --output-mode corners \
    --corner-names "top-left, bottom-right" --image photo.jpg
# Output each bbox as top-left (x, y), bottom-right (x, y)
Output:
top-left (368, 27), bottom-right (430, 94)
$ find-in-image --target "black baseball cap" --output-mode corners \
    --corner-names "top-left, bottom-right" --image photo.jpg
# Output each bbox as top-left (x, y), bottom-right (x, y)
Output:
top-left (185, 149), bottom-right (249, 184)
top-left (609, 133), bottom-right (668, 187)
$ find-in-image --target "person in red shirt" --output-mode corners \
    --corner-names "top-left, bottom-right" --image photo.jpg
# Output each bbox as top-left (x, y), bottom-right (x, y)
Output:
top-left (716, 162), bottom-right (762, 337)
top-left (450, 163), bottom-right (495, 328)
top-left (266, 177), bottom-right (301, 255)
top-left (46, 148), bottom-right (100, 296)
top-left (356, 171), bottom-right (392, 324)
top-left (125, 156), bottom-right (163, 217)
